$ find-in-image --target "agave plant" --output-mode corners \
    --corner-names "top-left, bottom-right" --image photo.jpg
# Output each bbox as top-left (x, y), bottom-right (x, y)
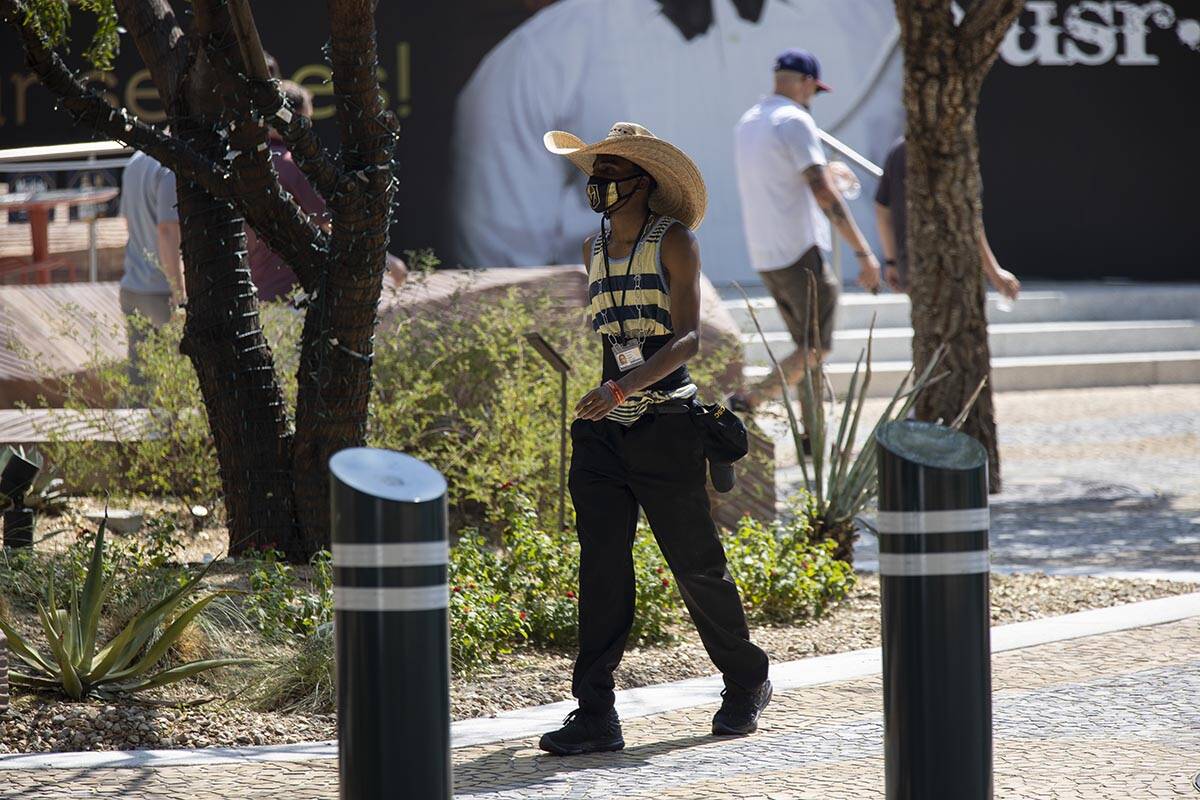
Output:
top-left (738, 283), bottom-right (948, 561)
top-left (0, 520), bottom-right (251, 700)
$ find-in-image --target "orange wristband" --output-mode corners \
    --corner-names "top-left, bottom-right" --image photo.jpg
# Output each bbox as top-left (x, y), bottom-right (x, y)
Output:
top-left (604, 380), bottom-right (625, 405)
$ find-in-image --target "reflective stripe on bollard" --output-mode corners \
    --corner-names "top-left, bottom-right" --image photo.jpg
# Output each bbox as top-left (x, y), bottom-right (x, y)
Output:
top-left (875, 420), bottom-right (992, 800)
top-left (330, 448), bottom-right (452, 800)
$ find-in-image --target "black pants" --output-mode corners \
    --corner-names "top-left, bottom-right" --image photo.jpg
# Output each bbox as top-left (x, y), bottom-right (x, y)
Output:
top-left (568, 412), bottom-right (769, 713)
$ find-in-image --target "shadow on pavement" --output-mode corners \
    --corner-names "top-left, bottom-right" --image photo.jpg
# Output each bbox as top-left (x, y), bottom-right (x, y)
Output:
top-left (857, 480), bottom-right (1200, 575)
top-left (454, 733), bottom-right (718, 794)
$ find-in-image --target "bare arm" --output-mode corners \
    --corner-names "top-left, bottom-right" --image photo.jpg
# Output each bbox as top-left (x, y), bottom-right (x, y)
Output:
top-left (156, 221), bottom-right (184, 301)
top-left (875, 202), bottom-right (905, 293)
top-left (805, 164), bottom-right (880, 291)
top-left (575, 225), bottom-right (702, 419)
top-left (976, 218), bottom-right (1020, 300)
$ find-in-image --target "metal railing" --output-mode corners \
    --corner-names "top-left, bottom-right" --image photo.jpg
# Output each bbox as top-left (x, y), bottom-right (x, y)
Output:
top-left (0, 141), bottom-right (131, 283)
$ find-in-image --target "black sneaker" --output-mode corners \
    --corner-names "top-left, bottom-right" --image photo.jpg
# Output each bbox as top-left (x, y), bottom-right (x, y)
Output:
top-left (538, 708), bottom-right (625, 756)
top-left (712, 679), bottom-right (773, 736)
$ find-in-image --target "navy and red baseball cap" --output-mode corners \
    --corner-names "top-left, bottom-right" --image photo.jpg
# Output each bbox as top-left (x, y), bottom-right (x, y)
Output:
top-left (774, 49), bottom-right (832, 93)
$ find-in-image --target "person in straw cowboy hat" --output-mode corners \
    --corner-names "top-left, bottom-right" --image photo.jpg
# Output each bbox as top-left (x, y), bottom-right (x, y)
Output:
top-left (537, 122), bottom-right (771, 756)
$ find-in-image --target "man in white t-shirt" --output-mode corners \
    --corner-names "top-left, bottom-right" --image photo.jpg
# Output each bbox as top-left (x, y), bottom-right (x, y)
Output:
top-left (732, 50), bottom-right (881, 409)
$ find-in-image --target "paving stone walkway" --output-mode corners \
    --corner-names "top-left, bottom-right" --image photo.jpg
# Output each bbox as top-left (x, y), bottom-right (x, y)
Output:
top-left (2, 616), bottom-right (1196, 798)
top-left (773, 386), bottom-right (1200, 578)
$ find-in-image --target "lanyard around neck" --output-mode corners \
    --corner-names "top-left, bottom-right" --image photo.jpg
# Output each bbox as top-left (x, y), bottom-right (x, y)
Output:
top-left (600, 211), bottom-right (654, 342)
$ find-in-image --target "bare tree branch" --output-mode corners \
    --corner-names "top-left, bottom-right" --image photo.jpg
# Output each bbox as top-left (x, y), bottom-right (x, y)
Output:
top-left (248, 79), bottom-right (343, 201)
top-left (112, 0), bottom-right (189, 111)
top-left (192, 0), bottom-right (329, 290)
top-left (0, 0), bottom-right (231, 192)
top-left (224, 0), bottom-right (341, 200)
top-left (957, 0), bottom-right (1024, 69)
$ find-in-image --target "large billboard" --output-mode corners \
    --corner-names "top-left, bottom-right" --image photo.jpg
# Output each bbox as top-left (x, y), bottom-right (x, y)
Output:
top-left (1, 1), bottom-right (1195, 284)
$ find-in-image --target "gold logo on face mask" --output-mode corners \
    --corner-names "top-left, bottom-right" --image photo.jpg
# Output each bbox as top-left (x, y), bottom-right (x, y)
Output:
top-left (587, 183), bottom-right (602, 208)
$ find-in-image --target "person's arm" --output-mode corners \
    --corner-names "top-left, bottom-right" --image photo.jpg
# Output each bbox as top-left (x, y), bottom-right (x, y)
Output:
top-left (574, 225), bottom-right (701, 420)
top-left (805, 164), bottom-right (881, 291)
top-left (977, 218), bottom-right (1020, 300)
top-left (874, 202), bottom-right (904, 292)
top-left (156, 221), bottom-right (184, 302)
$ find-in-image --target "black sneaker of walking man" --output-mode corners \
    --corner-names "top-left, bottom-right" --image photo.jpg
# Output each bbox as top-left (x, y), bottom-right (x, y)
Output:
top-left (712, 679), bottom-right (773, 736)
top-left (539, 708), bottom-right (625, 756)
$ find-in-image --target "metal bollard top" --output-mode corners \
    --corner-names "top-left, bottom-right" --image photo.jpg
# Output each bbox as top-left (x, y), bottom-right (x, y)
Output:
top-left (329, 448), bottom-right (447, 504)
top-left (875, 420), bottom-right (987, 472)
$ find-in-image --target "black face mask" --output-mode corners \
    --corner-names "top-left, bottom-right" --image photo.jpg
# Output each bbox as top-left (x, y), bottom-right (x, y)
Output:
top-left (587, 172), bottom-right (647, 215)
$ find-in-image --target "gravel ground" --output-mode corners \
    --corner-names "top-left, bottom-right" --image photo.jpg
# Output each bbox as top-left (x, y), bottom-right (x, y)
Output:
top-left (1, 574), bottom-right (1192, 753)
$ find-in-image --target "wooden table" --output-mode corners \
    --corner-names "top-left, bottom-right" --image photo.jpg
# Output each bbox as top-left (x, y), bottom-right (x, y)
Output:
top-left (0, 187), bottom-right (119, 284)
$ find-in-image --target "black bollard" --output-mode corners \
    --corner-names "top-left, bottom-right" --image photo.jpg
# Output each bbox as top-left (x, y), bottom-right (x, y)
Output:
top-left (875, 420), bottom-right (992, 800)
top-left (329, 448), bottom-right (452, 800)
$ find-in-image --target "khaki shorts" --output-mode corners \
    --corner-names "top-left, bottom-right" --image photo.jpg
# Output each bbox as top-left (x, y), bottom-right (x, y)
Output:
top-left (759, 247), bottom-right (840, 353)
top-left (120, 288), bottom-right (174, 386)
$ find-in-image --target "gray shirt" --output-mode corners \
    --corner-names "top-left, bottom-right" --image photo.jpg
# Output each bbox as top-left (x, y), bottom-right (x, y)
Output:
top-left (119, 151), bottom-right (178, 295)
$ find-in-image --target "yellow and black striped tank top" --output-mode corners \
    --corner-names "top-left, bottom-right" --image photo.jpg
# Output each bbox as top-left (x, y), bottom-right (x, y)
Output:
top-left (587, 215), bottom-right (697, 425)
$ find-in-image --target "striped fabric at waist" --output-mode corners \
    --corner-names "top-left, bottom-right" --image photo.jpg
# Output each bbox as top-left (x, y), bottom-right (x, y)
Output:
top-left (606, 383), bottom-right (698, 426)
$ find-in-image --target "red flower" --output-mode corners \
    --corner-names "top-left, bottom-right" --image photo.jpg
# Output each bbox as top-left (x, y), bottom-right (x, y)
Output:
top-left (661, 578), bottom-right (670, 587)
top-left (519, 611), bottom-right (527, 620)
top-left (452, 586), bottom-right (462, 593)
top-left (565, 590), bottom-right (576, 599)
top-left (655, 566), bottom-right (665, 574)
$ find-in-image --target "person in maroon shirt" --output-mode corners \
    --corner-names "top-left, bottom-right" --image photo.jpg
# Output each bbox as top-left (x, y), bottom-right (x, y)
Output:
top-left (246, 82), bottom-right (407, 301)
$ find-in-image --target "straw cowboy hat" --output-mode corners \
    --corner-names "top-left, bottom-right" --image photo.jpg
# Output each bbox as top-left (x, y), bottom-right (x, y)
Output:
top-left (543, 122), bottom-right (708, 230)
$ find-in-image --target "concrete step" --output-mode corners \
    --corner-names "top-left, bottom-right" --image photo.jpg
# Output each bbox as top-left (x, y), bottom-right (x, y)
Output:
top-left (743, 351), bottom-right (1200, 397)
top-left (723, 283), bottom-right (1200, 334)
top-left (742, 320), bottom-right (1200, 366)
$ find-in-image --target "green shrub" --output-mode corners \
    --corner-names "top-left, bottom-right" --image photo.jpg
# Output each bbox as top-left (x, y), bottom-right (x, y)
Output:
top-left (242, 548), bottom-right (333, 642)
top-left (449, 527), bottom-right (526, 671)
top-left (31, 312), bottom-right (221, 504)
top-left (252, 622), bottom-right (336, 714)
top-left (33, 277), bottom-right (740, 536)
top-left (724, 496), bottom-right (856, 624)
top-left (449, 489), bottom-right (682, 671)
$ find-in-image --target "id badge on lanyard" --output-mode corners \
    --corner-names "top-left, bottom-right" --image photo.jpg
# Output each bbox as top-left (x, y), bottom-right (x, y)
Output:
top-left (612, 339), bottom-right (645, 372)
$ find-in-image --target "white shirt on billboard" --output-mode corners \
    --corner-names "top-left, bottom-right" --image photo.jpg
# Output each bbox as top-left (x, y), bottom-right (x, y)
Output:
top-left (448, 0), bottom-right (902, 284)
top-left (734, 95), bottom-right (831, 272)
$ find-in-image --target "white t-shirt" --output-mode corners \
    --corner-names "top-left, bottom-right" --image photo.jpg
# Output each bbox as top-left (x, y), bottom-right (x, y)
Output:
top-left (448, 0), bottom-right (902, 283)
top-left (734, 96), bottom-right (830, 272)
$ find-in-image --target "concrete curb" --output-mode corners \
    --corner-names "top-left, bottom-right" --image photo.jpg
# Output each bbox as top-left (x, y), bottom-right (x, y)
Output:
top-left (2, 592), bottom-right (1197, 771)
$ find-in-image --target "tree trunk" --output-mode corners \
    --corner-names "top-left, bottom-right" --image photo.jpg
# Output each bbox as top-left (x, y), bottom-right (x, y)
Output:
top-left (172, 51), bottom-right (301, 554)
top-left (291, 0), bottom-right (397, 556)
top-left (6, 0), bottom-right (396, 560)
top-left (110, 0), bottom-right (301, 552)
top-left (897, 0), bottom-right (1024, 493)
